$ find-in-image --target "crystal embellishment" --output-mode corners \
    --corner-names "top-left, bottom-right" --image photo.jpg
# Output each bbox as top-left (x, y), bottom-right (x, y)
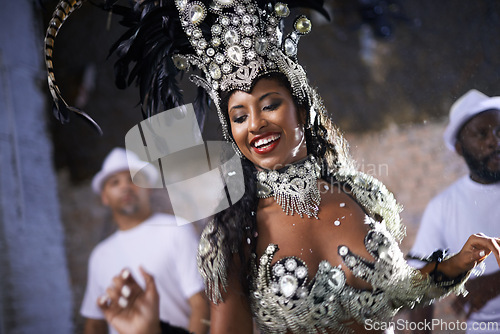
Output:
top-left (285, 258), bottom-right (297, 271)
top-left (172, 55), bottom-right (189, 70)
top-left (209, 63), bottom-right (222, 79)
top-left (295, 17), bottom-right (312, 34)
top-left (215, 0), bottom-right (234, 6)
top-left (255, 37), bottom-right (268, 55)
top-left (221, 63), bottom-right (232, 73)
top-left (227, 45), bottom-right (244, 64)
top-left (284, 38), bottom-right (297, 56)
top-left (198, 238), bottom-right (210, 256)
top-left (328, 267), bottom-right (345, 292)
top-left (274, 2), bottom-right (290, 17)
top-left (175, 0), bottom-right (188, 11)
top-left (212, 24), bottom-right (222, 35)
top-left (189, 4), bottom-right (206, 25)
top-left (296, 266), bottom-right (308, 279)
top-left (273, 264), bottom-right (285, 277)
top-left (339, 246), bottom-right (348, 256)
top-left (224, 29), bottom-right (239, 45)
top-left (378, 244), bottom-right (393, 262)
top-left (279, 274), bottom-right (298, 298)
top-left (256, 155), bottom-right (321, 218)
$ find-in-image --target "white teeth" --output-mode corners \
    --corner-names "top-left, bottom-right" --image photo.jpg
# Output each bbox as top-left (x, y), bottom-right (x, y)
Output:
top-left (254, 134), bottom-right (280, 148)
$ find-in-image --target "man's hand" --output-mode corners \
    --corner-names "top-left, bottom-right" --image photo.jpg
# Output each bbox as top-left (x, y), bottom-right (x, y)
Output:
top-left (98, 267), bottom-right (161, 334)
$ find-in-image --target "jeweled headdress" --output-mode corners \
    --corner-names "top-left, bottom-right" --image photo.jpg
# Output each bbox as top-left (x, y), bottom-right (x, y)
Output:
top-left (44, 0), bottom-right (330, 145)
top-left (171, 0), bottom-right (323, 143)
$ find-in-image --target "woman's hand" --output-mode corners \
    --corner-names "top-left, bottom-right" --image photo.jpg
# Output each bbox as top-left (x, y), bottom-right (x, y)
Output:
top-left (98, 267), bottom-right (161, 334)
top-left (440, 233), bottom-right (500, 278)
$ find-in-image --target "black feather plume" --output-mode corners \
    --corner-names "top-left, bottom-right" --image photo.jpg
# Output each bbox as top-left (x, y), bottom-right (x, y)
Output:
top-left (104, 0), bottom-right (330, 131)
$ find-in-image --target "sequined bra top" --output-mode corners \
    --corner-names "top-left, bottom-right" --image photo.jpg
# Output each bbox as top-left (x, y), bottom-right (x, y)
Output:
top-left (197, 171), bottom-right (468, 334)
top-left (251, 218), bottom-right (445, 334)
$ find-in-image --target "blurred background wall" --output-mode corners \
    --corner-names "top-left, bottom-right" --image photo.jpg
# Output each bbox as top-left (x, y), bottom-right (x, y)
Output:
top-left (0, 0), bottom-right (73, 333)
top-left (0, 0), bottom-right (498, 333)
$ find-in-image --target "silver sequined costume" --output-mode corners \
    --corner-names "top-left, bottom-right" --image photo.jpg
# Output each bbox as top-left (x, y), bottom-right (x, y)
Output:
top-left (198, 169), bottom-right (469, 334)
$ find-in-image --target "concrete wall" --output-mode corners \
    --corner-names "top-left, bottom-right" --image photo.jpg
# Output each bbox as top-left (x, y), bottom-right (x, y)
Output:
top-left (0, 1), bottom-right (73, 332)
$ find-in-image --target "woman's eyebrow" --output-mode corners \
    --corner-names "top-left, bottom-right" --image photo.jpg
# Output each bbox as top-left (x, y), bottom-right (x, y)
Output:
top-left (229, 104), bottom-right (244, 114)
top-left (229, 92), bottom-right (281, 114)
top-left (259, 92), bottom-right (280, 101)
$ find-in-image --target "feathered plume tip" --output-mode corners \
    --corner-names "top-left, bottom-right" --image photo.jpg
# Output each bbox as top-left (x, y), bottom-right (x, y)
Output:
top-left (104, 0), bottom-right (213, 127)
top-left (44, 0), bottom-right (103, 135)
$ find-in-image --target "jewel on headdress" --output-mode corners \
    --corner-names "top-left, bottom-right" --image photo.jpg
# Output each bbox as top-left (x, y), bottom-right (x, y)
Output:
top-left (199, 40), bottom-right (208, 49)
top-left (212, 24), bottom-right (222, 35)
top-left (215, 0), bottom-right (235, 7)
top-left (224, 29), bottom-right (239, 45)
top-left (192, 28), bottom-right (203, 39)
top-left (295, 16), bottom-right (312, 35)
top-left (215, 53), bottom-right (225, 64)
top-left (242, 14), bottom-right (252, 24)
top-left (209, 63), bottom-right (222, 79)
top-left (243, 25), bottom-right (255, 36)
top-left (266, 60), bottom-right (276, 69)
top-left (236, 5), bottom-right (246, 15)
top-left (284, 39), bottom-right (297, 57)
top-left (227, 45), bottom-right (244, 64)
top-left (188, 3), bottom-right (206, 25)
top-left (221, 16), bottom-right (231, 26)
top-left (212, 37), bottom-right (221, 47)
top-left (176, 0), bottom-right (188, 11)
top-left (242, 37), bottom-right (252, 48)
top-left (255, 37), bottom-right (268, 55)
top-left (173, 55), bottom-right (190, 71)
top-left (247, 50), bottom-right (256, 60)
top-left (274, 3), bottom-right (290, 17)
top-left (222, 63), bottom-right (232, 73)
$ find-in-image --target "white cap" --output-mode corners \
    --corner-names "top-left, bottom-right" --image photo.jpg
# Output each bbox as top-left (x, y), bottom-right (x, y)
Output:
top-left (91, 147), bottom-right (159, 194)
top-left (444, 89), bottom-right (500, 151)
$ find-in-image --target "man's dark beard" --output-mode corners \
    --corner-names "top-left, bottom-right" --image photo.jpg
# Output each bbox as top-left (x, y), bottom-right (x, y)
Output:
top-left (461, 147), bottom-right (500, 183)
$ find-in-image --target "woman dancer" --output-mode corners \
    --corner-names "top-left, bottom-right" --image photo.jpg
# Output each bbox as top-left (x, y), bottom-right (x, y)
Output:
top-left (45, 1), bottom-right (500, 333)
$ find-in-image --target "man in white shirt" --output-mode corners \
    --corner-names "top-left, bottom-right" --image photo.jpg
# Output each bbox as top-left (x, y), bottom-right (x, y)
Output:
top-left (409, 89), bottom-right (500, 334)
top-left (80, 147), bottom-right (209, 334)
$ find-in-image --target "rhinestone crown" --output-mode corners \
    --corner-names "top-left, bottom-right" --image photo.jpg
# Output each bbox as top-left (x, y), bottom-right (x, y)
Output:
top-left (172, 0), bottom-right (315, 141)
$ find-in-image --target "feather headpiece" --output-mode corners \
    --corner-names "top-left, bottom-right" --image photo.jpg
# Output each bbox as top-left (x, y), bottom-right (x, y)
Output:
top-left (45, 0), bottom-right (329, 139)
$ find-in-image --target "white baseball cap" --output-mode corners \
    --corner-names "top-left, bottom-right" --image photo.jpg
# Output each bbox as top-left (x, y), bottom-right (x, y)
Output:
top-left (444, 89), bottom-right (500, 151)
top-left (91, 147), bottom-right (159, 193)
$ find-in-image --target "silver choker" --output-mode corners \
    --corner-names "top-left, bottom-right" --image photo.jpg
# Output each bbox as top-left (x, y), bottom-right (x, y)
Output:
top-left (256, 156), bottom-right (321, 218)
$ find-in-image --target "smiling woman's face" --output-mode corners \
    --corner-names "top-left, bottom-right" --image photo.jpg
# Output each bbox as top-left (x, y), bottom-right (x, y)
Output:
top-left (227, 77), bottom-right (308, 170)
